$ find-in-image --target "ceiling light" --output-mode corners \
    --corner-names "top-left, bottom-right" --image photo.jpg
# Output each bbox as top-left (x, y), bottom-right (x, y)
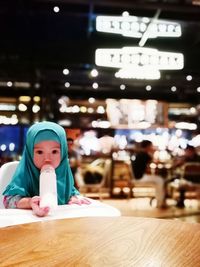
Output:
top-left (64, 82), bottom-right (70, 88)
top-left (171, 86), bottom-right (177, 92)
top-left (120, 84), bottom-right (126, 90)
top-left (7, 81), bottom-right (13, 87)
top-left (53, 6), bottom-right (60, 13)
top-left (92, 82), bottom-right (98, 89)
top-left (146, 85), bottom-right (152, 91)
top-left (63, 68), bottom-right (69, 75)
top-left (186, 75), bottom-right (192, 81)
top-left (88, 97), bottom-right (95, 103)
top-left (90, 69), bottom-right (98, 77)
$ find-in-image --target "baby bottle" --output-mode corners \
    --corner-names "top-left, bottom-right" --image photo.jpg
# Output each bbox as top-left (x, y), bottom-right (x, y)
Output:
top-left (39, 164), bottom-right (58, 212)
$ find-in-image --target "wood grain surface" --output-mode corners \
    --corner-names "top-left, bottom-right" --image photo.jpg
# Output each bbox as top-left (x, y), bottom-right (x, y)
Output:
top-left (0, 216), bottom-right (200, 267)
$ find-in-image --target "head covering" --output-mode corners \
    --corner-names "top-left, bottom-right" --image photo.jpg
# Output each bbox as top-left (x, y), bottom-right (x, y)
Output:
top-left (3, 121), bottom-right (79, 205)
top-left (34, 129), bottom-right (60, 145)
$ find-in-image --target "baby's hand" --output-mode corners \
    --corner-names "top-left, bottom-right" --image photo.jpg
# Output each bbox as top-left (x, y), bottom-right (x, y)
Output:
top-left (68, 195), bottom-right (91, 205)
top-left (30, 196), bottom-right (50, 217)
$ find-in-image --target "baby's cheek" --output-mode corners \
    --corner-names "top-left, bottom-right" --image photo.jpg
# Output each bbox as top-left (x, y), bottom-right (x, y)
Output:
top-left (53, 158), bottom-right (61, 169)
top-left (33, 156), bottom-right (43, 169)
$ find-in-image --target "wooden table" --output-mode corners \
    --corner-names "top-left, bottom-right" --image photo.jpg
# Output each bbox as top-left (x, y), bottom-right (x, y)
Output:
top-left (1, 216), bottom-right (200, 267)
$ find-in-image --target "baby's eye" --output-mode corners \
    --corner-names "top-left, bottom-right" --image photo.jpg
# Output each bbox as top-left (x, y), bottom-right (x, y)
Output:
top-left (36, 150), bottom-right (43, 155)
top-left (52, 149), bottom-right (60, 154)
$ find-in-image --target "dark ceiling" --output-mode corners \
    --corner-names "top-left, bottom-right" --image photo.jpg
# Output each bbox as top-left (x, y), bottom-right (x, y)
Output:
top-left (0, 0), bottom-right (200, 103)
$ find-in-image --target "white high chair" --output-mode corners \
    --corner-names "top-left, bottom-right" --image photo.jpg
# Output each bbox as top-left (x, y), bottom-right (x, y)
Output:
top-left (0, 161), bottom-right (121, 227)
top-left (0, 161), bottom-right (19, 208)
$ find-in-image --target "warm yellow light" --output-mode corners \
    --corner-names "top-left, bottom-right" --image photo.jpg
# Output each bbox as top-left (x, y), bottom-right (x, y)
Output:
top-left (33, 96), bottom-right (40, 102)
top-left (19, 96), bottom-right (31, 102)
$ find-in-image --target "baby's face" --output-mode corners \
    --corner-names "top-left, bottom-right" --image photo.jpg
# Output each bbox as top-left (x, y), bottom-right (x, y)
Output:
top-left (33, 141), bottom-right (61, 170)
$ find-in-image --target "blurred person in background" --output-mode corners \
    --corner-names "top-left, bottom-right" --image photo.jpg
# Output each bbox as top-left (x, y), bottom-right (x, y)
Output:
top-left (67, 137), bottom-right (82, 188)
top-left (172, 145), bottom-right (200, 207)
top-left (131, 140), bottom-right (167, 209)
top-left (174, 145), bottom-right (200, 167)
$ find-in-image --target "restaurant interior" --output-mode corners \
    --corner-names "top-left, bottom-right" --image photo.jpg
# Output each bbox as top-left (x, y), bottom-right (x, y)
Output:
top-left (0, 0), bottom-right (200, 224)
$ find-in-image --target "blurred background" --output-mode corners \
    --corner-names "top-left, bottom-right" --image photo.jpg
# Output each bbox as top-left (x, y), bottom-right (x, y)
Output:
top-left (0, 0), bottom-right (199, 157)
top-left (0, 0), bottom-right (200, 219)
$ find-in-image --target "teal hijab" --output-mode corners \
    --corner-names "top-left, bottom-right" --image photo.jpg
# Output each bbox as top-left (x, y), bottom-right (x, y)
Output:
top-left (3, 121), bottom-right (79, 205)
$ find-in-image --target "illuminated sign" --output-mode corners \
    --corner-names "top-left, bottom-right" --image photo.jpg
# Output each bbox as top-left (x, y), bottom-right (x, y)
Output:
top-left (96, 47), bottom-right (183, 69)
top-left (115, 66), bottom-right (161, 80)
top-left (96, 14), bottom-right (181, 38)
top-left (95, 47), bottom-right (184, 79)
